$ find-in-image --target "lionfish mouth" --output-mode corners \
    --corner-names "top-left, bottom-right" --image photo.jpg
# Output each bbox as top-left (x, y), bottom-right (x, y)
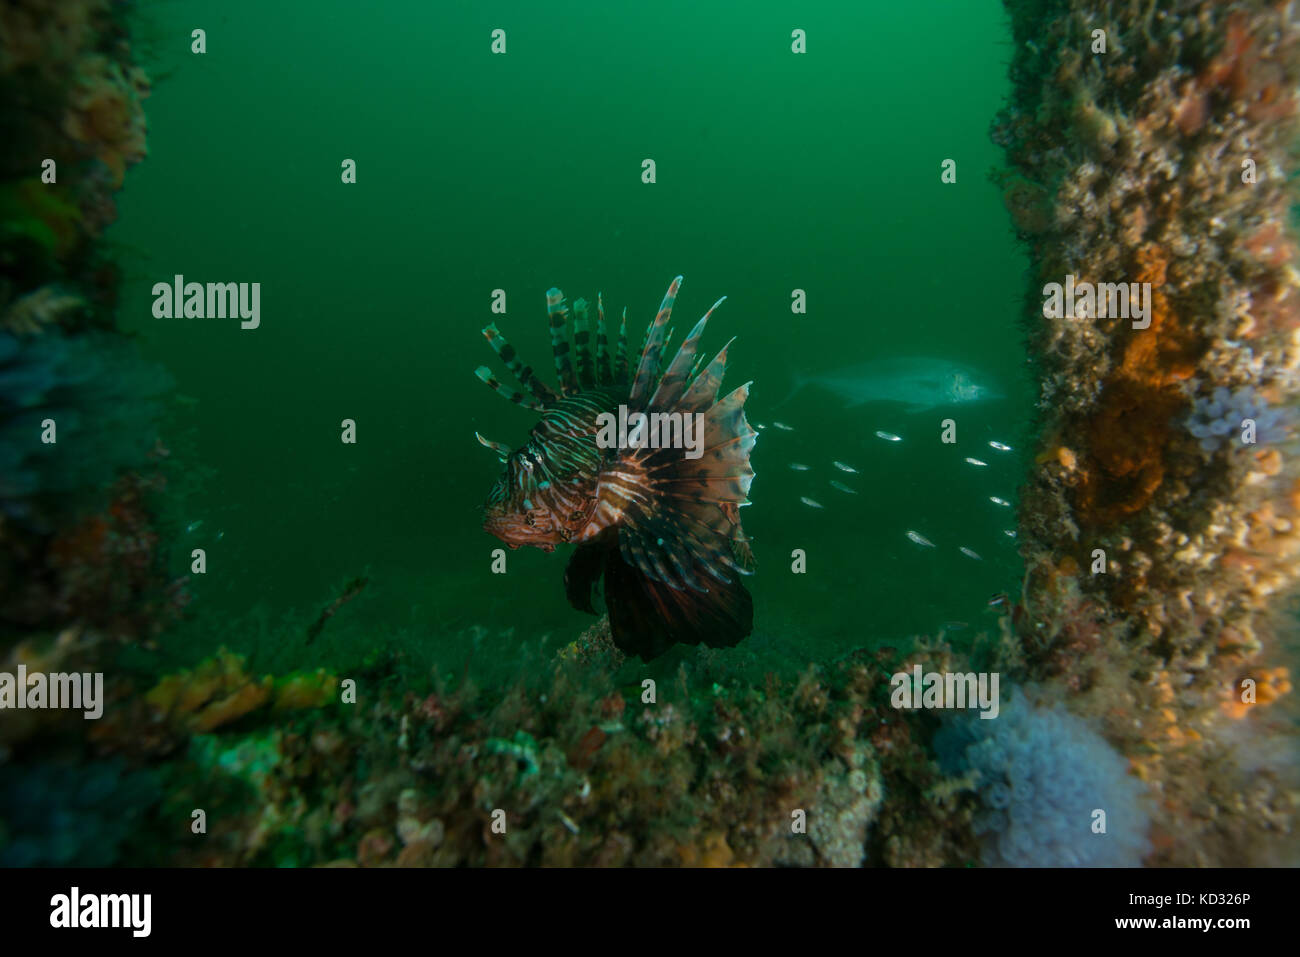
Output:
top-left (482, 514), bottom-right (558, 552)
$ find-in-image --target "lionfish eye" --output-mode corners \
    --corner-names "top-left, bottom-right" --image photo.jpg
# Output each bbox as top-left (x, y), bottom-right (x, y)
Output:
top-left (525, 514), bottom-right (536, 527)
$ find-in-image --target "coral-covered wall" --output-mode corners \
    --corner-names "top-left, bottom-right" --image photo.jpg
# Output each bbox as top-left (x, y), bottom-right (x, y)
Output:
top-left (997, 0), bottom-right (1300, 863)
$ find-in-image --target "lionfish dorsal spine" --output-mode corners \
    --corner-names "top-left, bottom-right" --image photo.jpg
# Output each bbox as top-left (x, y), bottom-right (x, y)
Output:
top-left (546, 287), bottom-right (579, 396)
top-left (572, 298), bottom-right (595, 389)
top-left (479, 322), bottom-right (556, 408)
top-left (615, 308), bottom-right (629, 384)
top-left (595, 293), bottom-right (613, 386)
top-left (629, 275), bottom-right (682, 405)
top-left (474, 364), bottom-right (546, 412)
top-left (680, 336), bottom-right (736, 410)
top-left (648, 297), bottom-right (726, 411)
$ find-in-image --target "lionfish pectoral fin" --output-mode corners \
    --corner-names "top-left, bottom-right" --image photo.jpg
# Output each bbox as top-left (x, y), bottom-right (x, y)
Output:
top-left (564, 534), bottom-right (612, 615)
top-left (602, 375), bottom-right (758, 593)
top-left (602, 529), bottom-right (753, 660)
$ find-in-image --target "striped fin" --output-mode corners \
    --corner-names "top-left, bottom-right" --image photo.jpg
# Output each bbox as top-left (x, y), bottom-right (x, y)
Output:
top-left (630, 276), bottom-right (682, 405)
top-left (587, 385), bottom-right (757, 592)
top-left (564, 529), bottom-right (753, 660)
top-left (615, 308), bottom-right (630, 384)
top-left (482, 323), bottom-right (557, 407)
top-left (475, 431), bottom-right (512, 462)
top-left (595, 293), bottom-right (613, 385)
top-left (475, 366), bottom-right (546, 412)
top-left (649, 297), bottom-right (726, 412)
top-left (680, 338), bottom-right (735, 412)
top-left (572, 298), bottom-right (595, 389)
top-left (546, 287), bottom-right (579, 396)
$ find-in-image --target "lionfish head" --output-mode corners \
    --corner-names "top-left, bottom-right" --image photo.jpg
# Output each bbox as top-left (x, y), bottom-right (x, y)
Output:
top-left (481, 446), bottom-right (566, 552)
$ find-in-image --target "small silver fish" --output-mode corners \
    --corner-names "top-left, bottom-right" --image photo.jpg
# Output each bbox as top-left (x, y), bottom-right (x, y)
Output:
top-left (988, 441), bottom-right (1013, 452)
top-left (875, 431), bottom-right (902, 442)
top-left (186, 520), bottom-right (204, 533)
top-left (959, 546), bottom-right (982, 560)
top-left (941, 621), bottom-right (970, 631)
top-left (1003, 529), bottom-right (1017, 538)
top-left (755, 423), bottom-right (767, 431)
top-left (989, 496), bottom-right (1011, 507)
top-left (829, 480), bottom-right (857, 494)
top-left (800, 496), bottom-right (824, 509)
top-left (906, 530), bottom-right (935, 547)
top-left (773, 421), bottom-right (794, 431)
top-left (789, 462), bottom-right (811, 471)
top-left (964, 457), bottom-right (988, 467)
top-left (832, 461), bottom-right (858, 473)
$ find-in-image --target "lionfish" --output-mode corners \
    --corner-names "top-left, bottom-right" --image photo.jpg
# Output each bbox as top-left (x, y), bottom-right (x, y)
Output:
top-left (474, 277), bottom-right (757, 660)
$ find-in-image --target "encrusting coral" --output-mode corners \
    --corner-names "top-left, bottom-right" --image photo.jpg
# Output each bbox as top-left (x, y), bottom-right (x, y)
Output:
top-left (994, 0), bottom-right (1300, 864)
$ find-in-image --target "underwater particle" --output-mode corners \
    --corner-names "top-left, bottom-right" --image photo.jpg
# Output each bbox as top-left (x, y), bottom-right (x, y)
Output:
top-left (772, 421), bottom-right (794, 431)
top-left (832, 460), bottom-right (858, 473)
top-left (800, 496), bottom-right (824, 509)
top-left (788, 462), bottom-right (811, 471)
top-left (965, 457), bottom-right (989, 467)
top-left (906, 530), bottom-right (935, 547)
top-left (1002, 529), bottom-right (1017, 538)
top-left (185, 519), bottom-right (203, 533)
top-left (754, 422), bottom-right (767, 430)
top-left (875, 431), bottom-right (902, 442)
top-left (988, 441), bottom-right (1013, 451)
top-left (829, 480), bottom-right (857, 494)
top-left (935, 690), bottom-right (1150, 867)
top-left (959, 546), bottom-right (983, 560)
top-left (989, 496), bottom-right (1011, 507)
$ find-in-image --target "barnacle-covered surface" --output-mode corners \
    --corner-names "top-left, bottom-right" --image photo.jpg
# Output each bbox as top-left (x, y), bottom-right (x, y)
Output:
top-left (0, 0), bottom-right (178, 627)
top-left (995, 0), bottom-right (1300, 864)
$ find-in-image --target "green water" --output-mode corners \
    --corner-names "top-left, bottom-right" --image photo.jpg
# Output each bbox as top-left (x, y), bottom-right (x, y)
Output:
top-left (115, 1), bottom-right (1032, 681)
